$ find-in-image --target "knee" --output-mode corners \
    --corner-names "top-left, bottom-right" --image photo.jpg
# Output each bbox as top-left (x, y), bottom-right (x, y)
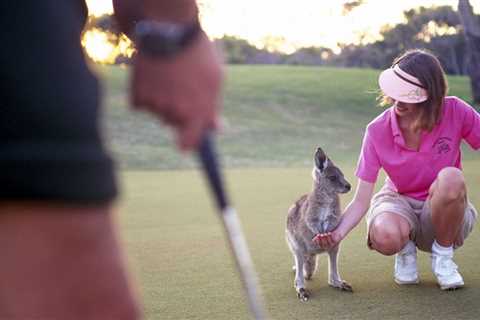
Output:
top-left (436, 167), bottom-right (466, 202)
top-left (370, 220), bottom-right (409, 256)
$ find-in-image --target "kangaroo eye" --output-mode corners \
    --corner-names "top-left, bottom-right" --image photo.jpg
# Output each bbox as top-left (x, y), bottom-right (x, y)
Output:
top-left (328, 176), bottom-right (337, 182)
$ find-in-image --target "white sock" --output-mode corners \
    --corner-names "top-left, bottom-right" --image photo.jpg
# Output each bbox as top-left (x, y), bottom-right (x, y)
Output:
top-left (432, 240), bottom-right (453, 256)
top-left (400, 240), bottom-right (416, 254)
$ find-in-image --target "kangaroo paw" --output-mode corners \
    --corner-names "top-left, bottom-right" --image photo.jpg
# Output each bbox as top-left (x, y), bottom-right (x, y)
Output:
top-left (297, 288), bottom-right (310, 302)
top-left (329, 280), bottom-right (353, 292)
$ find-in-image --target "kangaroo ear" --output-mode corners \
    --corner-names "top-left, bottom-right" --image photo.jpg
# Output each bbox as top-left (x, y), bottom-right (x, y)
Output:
top-left (314, 147), bottom-right (328, 171)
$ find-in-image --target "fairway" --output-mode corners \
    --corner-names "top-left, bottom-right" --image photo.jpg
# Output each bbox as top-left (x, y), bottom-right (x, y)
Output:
top-left (98, 65), bottom-right (480, 319)
top-left (117, 163), bottom-right (480, 320)
top-left (99, 65), bottom-right (478, 170)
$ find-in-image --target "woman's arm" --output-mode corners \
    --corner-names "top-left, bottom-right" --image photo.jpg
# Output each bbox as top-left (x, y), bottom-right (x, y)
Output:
top-left (313, 179), bottom-right (375, 248)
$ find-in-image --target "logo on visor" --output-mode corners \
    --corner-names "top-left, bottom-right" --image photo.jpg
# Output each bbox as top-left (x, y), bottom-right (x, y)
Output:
top-left (433, 137), bottom-right (452, 154)
top-left (399, 88), bottom-right (425, 102)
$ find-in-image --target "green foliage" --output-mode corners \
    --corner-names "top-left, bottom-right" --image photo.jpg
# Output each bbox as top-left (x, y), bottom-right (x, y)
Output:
top-left (336, 6), bottom-right (467, 74)
top-left (84, 14), bottom-right (120, 34)
top-left (215, 35), bottom-right (263, 64)
top-left (98, 65), bottom-right (475, 170)
top-left (458, 0), bottom-right (480, 103)
top-left (403, 5), bottom-right (460, 29)
top-left (210, 5), bottom-right (477, 80)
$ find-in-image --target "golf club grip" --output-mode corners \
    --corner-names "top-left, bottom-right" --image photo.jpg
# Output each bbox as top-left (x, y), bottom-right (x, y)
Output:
top-left (198, 134), bottom-right (229, 211)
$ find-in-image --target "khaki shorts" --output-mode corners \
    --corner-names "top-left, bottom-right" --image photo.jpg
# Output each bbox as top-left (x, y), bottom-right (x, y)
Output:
top-left (366, 186), bottom-right (478, 252)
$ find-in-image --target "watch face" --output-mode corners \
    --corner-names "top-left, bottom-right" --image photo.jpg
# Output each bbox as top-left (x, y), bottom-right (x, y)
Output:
top-left (158, 24), bottom-right (184, 39)
top-left (135, 21), bottom-right (197, 58)
top-left (140, 32), bottom-right (182, 57)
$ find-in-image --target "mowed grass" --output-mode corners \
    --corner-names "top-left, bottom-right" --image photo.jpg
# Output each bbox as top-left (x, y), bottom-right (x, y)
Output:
top-left (118, 163), bottom-right (480, 320)
top-left (96, 65), bottom-right (480, 319)
top-left (98, 65), bottom-right (478, 169)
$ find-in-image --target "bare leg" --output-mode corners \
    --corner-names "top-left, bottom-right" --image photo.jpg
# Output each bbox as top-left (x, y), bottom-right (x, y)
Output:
top-left (428, 168), bottom-right (467, 290)
top-left (369, 212), bottom-right (411, 256)
top-left (429, 168), bottom-right (466, 247)
top-left (370, 212), bottom-right (419, 285)
top-left (0, 202), bottom-right (141, 320)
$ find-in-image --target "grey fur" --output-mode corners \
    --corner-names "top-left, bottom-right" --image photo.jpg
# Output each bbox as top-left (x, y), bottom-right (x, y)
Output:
top-left (286, 147), bottom-right (353, 301)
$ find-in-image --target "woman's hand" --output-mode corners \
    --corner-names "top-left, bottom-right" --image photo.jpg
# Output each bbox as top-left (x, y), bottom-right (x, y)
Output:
top-left (313, 179), bottom-right (375, 250)
top-left (312, 230), bottom-right (344, 250)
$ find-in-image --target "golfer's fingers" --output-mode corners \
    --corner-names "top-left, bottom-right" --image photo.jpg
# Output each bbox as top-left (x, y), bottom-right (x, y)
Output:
top-left (158, 105), bottom-right (186, 126)
top-left (130, 68), bottom-right (151, 111)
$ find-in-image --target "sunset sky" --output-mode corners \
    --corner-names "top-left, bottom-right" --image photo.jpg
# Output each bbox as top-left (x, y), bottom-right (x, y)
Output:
top-left (84, 0), bottom-right (479, 58)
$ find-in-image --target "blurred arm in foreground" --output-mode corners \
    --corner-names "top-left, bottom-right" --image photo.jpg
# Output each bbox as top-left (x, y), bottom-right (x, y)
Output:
top-left (0, 1), bottom-right (222, 320)
top-left (113, 0), bottom-right (224, 151)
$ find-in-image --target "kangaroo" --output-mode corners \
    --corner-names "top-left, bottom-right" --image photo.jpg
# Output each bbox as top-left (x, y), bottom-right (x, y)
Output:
top-left (286, 147), bottom-right (353, 301)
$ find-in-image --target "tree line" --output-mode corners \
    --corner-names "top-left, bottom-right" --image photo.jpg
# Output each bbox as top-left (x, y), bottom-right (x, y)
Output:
top-left (84, 1), bottom-right (480, 103)
top-left (217, 5), bottom-right (474, 74)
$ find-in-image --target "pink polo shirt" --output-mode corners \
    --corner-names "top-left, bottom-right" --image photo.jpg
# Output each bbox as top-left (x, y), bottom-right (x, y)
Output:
top-left (355, 96), bottom-right (480, 200)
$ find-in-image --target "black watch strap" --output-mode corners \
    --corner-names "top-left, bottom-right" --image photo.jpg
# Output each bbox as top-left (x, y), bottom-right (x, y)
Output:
top-left (179, 20), bottom-right (202, 47)
top-left (134, 19), bottom-right (202, 58)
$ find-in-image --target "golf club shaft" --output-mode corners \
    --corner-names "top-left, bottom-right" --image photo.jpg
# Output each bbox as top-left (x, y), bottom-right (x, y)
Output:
top-left (198, 134), bottom-right (268, 320)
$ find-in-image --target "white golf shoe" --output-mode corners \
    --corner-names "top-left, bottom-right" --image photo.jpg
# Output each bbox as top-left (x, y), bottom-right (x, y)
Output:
top-left (394, 240), bottom-right (419, 285)
top-left (431, 251), bottom-right (464, 290)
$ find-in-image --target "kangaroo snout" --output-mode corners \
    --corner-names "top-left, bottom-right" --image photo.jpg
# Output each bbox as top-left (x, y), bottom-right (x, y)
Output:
top-left (335, 179), bottom-right (351, 194)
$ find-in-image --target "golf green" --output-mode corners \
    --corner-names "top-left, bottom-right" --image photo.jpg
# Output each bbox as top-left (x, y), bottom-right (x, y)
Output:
top-left (116, 162), bottom-right (480, 320)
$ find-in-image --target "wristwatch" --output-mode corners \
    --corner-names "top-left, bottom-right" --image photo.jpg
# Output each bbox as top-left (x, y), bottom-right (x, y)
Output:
top-left (133, 19), bottom-right (202, 58)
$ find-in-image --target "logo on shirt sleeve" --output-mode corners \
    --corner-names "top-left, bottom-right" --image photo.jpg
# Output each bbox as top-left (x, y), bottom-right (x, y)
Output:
top-left (432, 137), bottom-right (452, 154)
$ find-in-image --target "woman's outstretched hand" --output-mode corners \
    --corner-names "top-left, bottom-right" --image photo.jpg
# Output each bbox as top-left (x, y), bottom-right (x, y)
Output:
top-left (312, 230), bottom-right (343, 250)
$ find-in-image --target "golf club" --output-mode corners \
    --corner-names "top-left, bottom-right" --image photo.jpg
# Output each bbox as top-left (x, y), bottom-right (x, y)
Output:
top-left (197, 133), bottom-right (268, 320)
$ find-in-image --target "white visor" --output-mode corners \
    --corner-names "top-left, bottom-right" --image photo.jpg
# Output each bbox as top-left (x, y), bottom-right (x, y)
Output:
top-left (378, 64), bottom-right (428, 103)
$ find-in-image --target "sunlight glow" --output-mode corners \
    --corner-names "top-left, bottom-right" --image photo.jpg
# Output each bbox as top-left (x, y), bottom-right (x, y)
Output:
top-left (82, 28), bottom-right (134, 64)
top-left (82, 29), bottom-right (116, 63)
top-left (198, 0), bottom-right (463, 53)
top-left (117, 34), bottom-right (136, 57)
top-left (85, 0), bottom-right (113, 17)
top-left (83, 0), bottom-right (479, 62)
top-left (416, 21), bottom-right (459, 42)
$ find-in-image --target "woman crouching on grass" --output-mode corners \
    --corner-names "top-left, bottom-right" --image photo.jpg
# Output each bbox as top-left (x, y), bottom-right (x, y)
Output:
top-left (313, 49), bottom-right (479, 290)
